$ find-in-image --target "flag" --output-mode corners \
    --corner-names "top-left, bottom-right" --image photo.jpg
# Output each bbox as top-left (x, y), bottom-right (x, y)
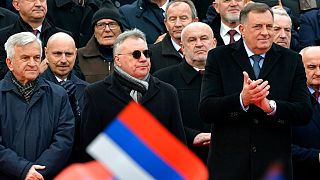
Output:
top-left (87, 101), bottom-right (208, 180)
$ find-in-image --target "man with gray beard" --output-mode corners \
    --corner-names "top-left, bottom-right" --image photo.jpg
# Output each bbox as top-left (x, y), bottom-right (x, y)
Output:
top-left (208, 0), bottom-right (245, 46)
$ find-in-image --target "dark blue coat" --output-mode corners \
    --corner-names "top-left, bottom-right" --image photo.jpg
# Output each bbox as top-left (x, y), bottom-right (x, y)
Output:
top-left (299, 9), bottom-right (320, 48)
top-left (119, 0), bottom-right (167, 44)
top-left (292, 95), bottom-right (320, 180)
top-left (0, 72), bottom-right (75, 179)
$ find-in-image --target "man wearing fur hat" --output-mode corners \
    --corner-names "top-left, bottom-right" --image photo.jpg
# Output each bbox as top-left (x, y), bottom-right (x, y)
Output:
top-left (77, 7), bottom-right (124, 83)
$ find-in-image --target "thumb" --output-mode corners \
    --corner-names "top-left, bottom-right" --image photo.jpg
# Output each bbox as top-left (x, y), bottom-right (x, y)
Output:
top-left (33, 165), bottom-right (46, 170)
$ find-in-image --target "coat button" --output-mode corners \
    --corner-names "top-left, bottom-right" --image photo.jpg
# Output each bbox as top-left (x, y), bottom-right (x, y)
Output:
top-left (252, 146), bottom-right (257, 153)
top-left (253, 118), bottom-right (259, 124)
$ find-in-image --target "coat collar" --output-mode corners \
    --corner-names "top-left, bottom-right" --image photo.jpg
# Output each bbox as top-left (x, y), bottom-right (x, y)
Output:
top-left (161, 34), bottom-right (182, 58)
top-left (80, 36), bottom-right (101, 58)
top-left (178, 60), bottom-right (201, 85)
top-left (41, 68), bottom-right (89, 86)
top-left (231, 39), bottom-right (281, 80)
top-left (104, 72), bottom-right (160, 104)
top-left (54, 0), bottom-right (96, 7)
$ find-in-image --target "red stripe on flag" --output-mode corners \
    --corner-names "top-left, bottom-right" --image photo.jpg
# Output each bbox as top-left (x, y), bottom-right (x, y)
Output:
top-left (118, 102), bottom-right (208, 180)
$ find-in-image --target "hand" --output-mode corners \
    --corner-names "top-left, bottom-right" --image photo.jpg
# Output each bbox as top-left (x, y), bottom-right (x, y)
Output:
top-left (240, 71), bottom-right (270, 107)
top-left (39, 58), bottom-right (49, 74)
top-left (193, 133), bottom-right (211, 147)
top-left (25, 165), bottom-right (45, 180)
top-left (154, 33), bottom-right (166, 44)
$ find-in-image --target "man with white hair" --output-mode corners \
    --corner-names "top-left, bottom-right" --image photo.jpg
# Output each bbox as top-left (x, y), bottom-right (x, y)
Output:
top-left (0, 32), bottom-right (74, 179)
top-left (272, 6), bottom-right (292, 49)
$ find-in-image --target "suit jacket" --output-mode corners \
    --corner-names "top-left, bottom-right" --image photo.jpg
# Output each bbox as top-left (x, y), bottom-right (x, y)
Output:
top-left (199, 39), bottom-right (312, 180)
top-left (299, 9), bottom-right (320, 49)
top-left (150, 33), bottom-right (183, 73)
top-left (119, 0), bottom-right (167, 44)
top-left (154, 61), bottom-right (210, 163)
top-left (292, 95), bottom-right (320, 180)
top-left (0, 17), bottom-right (69, 80)
top-left (80, 73), bottom-right (186, 161)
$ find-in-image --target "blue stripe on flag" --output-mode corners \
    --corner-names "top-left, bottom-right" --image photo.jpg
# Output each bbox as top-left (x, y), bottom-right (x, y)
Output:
top-left (104, 118), bottom-right (184, 180)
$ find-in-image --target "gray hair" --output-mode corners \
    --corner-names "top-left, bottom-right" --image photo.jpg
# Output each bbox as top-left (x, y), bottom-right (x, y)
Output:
top-left (300, 46), bottom-right (320, 57)
top-left (240, 2), bottom-right (273, 24)
top-left (165, 0), bottom-right (197, 20)
top-left (271, 6), bottom-right (292, 27)
top-left (5, 32), bottom-right (42, 59)
top-left (113, 28), bottom-right (146, 55)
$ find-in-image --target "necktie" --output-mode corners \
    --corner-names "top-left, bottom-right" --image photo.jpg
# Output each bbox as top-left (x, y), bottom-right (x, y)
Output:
top-left (314, 91), bottom-right (319, 102)
top-left (178, 48), bottom-right (183, 55)
top-left (199, 70), bottom-right (205, 75)
top-left (228, 29), bottom-right (237, 44)
top-left (251, 55), bottom-right (263, 79)
top-left (33, 29), bottom-right (39, 36)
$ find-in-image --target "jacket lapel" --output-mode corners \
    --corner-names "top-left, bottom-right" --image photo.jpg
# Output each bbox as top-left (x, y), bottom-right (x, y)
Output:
top-left (139, 76), bottom-right (160, 104)
top-left (259, 44), bottom-right (281, 79)
top-left (106, 74), bottom-right (132, 104)
top-left (231, 39), bottom-right (256, 79)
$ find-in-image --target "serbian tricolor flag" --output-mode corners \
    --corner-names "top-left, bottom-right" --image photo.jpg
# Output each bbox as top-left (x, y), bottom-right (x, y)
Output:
top-left (86, 101), bottom-right (208, 180)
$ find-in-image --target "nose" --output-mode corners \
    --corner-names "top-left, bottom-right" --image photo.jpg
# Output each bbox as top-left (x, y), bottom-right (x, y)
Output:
top-left (316, 67), bottom-right (320, 75)
top-left (174, 18), bottom-right (183, 26)
top-left (34, 0), bottom-right (42, 5)
top-left (279, 29), bottom-right (286, 38)
top-left (261, 26), bottom-right (269, 35)
top-left (229, 0), bottom-right (238, 6)
top-left (195, 38), bottom-right (204, 47)
top-left (60, 53), bottom-right (68, 63)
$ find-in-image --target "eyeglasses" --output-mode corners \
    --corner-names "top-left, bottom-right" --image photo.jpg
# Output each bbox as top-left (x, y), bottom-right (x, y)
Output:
top-left (117, 50), bottom-right (152, 59)
top-left (95, 22), bottom-right (119, 30)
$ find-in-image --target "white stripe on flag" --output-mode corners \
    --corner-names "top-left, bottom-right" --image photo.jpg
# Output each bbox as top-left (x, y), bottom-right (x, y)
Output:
top-left (87, 134), bottom-right (155, 180)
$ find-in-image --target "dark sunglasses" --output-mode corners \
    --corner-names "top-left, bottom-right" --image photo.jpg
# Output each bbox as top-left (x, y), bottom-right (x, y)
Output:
top-left (118, 50), bottom-right (152, 59)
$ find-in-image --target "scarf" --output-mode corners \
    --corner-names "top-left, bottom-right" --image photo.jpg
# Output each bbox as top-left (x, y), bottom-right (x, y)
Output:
top-left (11, 72), bottom-right (38, 102)
top-left (114, 66), bottom-right (149, 102)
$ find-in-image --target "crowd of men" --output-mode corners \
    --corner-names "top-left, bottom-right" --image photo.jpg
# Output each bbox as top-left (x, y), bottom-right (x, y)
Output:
top-left (0, 0), bottom-right (320, 180)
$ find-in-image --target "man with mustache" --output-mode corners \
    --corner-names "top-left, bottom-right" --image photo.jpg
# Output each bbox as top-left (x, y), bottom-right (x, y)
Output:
top-left (0, 0), bottom-right (69, 80)
top-left (150, 0), bottom-right (198, 73)
top-left (208, 0), bottom-right (245, 46)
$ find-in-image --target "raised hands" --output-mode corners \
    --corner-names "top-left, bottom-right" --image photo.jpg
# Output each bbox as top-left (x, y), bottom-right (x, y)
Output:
top-left (240, 71), bottom-right (273, 113)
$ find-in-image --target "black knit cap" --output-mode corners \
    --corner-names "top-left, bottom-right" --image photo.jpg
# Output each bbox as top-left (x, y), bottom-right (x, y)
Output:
top-left (91, 8), bottom-right (124, 31)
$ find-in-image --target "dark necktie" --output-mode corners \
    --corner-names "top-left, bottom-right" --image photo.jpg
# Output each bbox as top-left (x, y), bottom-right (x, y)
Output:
top-left (314, 91), bottom-right (319, 102)
top-left (199, 70), bottom-right (205, 75)
top-left (178, 48), bottom-right (183, 55)
top-left (33, 29), bottom-right (39, 36)
top-left (251, 55), bottom-right (263, 79)
top-left (228, 29), bottom-right (237, 44)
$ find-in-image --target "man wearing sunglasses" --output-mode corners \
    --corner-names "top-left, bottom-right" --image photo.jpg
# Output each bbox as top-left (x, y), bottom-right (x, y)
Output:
top-left (80, 28), bottom-right (187, 162)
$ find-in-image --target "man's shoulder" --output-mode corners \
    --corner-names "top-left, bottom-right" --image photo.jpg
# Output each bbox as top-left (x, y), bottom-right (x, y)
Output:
top-left (119, 0), bottom-right (139, 14)
top-left (153, 64), bottom-right (179, 79)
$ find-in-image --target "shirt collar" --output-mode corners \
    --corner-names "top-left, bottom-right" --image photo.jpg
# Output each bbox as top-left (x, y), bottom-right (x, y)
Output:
top-left (220, 21), bottom-right (240, 37)
top-left (171, 38), bottom-right (181, 52)
top-left (243, 41), bottom-right (266, 58)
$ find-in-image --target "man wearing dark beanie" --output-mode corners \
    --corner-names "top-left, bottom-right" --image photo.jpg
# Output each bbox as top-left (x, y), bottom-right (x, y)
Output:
top-left (77, 8), bottom-right (124, 83)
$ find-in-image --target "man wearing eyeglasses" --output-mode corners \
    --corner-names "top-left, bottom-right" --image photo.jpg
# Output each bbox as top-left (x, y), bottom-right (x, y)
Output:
top-left (77, 7), bottom-right (124, 83)
top-left (80, 28), bottom-right (187, 162)
top-left (0, 0), bottom-right (70, 80)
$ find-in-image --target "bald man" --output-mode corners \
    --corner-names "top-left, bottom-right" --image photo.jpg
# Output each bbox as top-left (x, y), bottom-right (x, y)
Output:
top-left (291, 46), bottom-right (320, 180)
top-left (154, 22), bottom-right (216, 162)
top-left (42, 32), bottom-right (88, 163)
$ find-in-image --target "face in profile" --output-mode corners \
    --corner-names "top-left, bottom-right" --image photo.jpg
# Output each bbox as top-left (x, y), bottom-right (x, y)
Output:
top-left (240, 10), bottom-right (274, 54)
top-left (114, 37), bottom-right (151, 80)
top-left (6, 41), bottom-right (41, 85)
top-left (45, 34), bottom-right (77, 80)
top-left (94, 19), bottom-right (122, 46)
